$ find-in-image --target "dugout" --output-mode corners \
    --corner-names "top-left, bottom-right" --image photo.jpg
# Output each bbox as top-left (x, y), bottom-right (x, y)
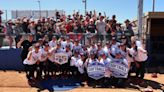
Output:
top-left (145, 12), bottom-right (164, 69)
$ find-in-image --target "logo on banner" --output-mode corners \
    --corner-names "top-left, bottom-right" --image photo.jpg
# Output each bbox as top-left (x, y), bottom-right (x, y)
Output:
top-left (49, 53), bottom-right (68, 65)
top-left (87, 62), bottom-right (105, 80)
top-left (108, 60), bottom-right (129, 78)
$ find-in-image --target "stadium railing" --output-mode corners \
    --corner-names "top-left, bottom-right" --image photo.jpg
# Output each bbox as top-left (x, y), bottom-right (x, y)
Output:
top-left (0, 30), bottom-right (135, 48)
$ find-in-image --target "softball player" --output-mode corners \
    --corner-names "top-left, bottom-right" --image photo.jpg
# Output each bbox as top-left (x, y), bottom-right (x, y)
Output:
top-left (23, 43), bottom-right (41, 80)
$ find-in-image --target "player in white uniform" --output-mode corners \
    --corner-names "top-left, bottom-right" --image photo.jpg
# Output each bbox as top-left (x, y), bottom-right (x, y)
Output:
top-left (85, 49), bottom-right (105, 87)
top-left (23, 43), bottom-right (41, 80)
top-left (127, 42), bottom-right (137, 78)
top-left (87, 43), bottom-right (97, 55)
top-left (111, 49), bottom-right (129, 87)
top-left (73, 39), bottom-right (82, 54)
top-left (65, 36), bottom-right (74, 50)
top-left (134, 41), bottom-right (147, 79)
top-left (62, 44), bottom-right (72, 77)
top-left (110, 37), bottom-right (120, 58)
top-left (81, 45), bottom-right (89, 59)
top-left (76, 52), bottom-right (86, 83)
top-left (103, 41), bottom-right (113, 59)
top-left (119, 43), bottom-right (133, 68)
top-left (101, 51), bottom-right (112, 87)
top-left (97, 43), bottom-right (104, 58)
top-left (49, 42), bottom-right (64, 77)
top-left (48, 36), bottom-right (57, 48)
top-left (60, 36), bottom-right (67, 50)
top-left (85, 50), bottom-right (98, 68)
top-left (38, 43), bottom-right (51, 78)
top-left (70, 49), bottom-right (81, 76)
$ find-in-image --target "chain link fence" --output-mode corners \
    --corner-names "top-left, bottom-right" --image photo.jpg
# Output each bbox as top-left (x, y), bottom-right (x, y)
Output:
top-left (0, 31), bottom-right (142, 48)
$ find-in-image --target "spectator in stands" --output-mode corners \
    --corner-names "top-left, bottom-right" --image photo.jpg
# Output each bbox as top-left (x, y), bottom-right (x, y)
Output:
top-left (14, 20), bottom-right (24, 48)
top-left (87, 19), bottom-right (96, 33)
top-left (56, 12), bottom-right (61, 20)
top-left (5, 20), bottom-right (14, 48)
top-left (1, 11), bottom-right (139, 50)
top-left (124, 19), bottom-right (136, 36)
top-left (66, 20), bottom-right (73, 33)
top-left (28, 20), bottom-right (36, 35)
top-left (111, 15), bottom-right (117, 31)
top-left (96, 16), bottom-right (107, 42)
top-left (22, 18), bottom-right (30, 33)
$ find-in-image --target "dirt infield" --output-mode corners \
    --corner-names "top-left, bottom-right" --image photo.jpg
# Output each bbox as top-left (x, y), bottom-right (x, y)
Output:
top-left (0, 71), bottom-right (163, 92)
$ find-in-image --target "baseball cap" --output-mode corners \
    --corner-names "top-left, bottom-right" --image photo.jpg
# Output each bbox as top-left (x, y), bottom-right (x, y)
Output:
top-left (80, 52), bottom-right (85, 56)
top-left (74, 49), bottom-right (79, 53)
top-left (115, 49), bottom-right (121, 54)
top-left (66, 44), bottom-right (70, 48)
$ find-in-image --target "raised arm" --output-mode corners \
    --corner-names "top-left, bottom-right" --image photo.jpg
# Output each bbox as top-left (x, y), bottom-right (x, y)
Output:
top-left (17, 36), bottom-right (24, 48)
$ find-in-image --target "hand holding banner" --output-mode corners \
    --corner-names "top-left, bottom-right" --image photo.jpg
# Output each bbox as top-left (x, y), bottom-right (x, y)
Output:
top-left (87, 61), bottom-right (105, 80)
top-left (108, 59), bottom-right (129, 78)
top-left (49, 53), bottom-right (68, 65)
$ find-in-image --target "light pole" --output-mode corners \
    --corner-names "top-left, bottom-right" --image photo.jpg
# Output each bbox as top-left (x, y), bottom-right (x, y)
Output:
top-left (138, 0), bottom-right (143, 40)
top-left (152, 0), bottom-right (155, 12)
top-left (82, 0), bottom-right (87, 15)
top-left (37, 0), bottom-right (41, 18)
top-left (5, 10), bottom-right (7, 21)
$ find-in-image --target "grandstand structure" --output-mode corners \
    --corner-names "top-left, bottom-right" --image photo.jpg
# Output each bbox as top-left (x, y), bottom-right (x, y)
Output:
top-left (11, 10), bottom-right (65, 19)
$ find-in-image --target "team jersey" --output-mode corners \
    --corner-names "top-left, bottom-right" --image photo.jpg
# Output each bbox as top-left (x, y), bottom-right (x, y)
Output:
top-left (23, 50), bottom-right (41, 65)
top-left (48, 40), bottom-right (57, 48)
top-left (134, 47), bottom-right (148, 62)
top-left (66, 42), bottom-right (74, 50)
top-left (50, 47), bottom-right (64, 53)
top-left (70, 55), bottom-right (81, 66)
top-left (111, 43), bottom-right (119, 56)
top-left (102, 46), bottom-right (113, 59)
top-left (64, 50), bottom-right (72, 58)
top-left (48, 47), bottom-right (64, 63)
top-left (126, 48), bottom-right (135, 62)
top-left (39, 48), bottom-right (50, 62)
top-left (76, 59), bottom-right (85, 74)
top-left (87, 44), bottom-right (97, 52)
top-left (61, 41), bottom-right (67, 49)
top-left (103, 58), bottom-right (112, 66)
top-left (73, 44), bottom-right (82, 53)
top-left (97, 49), bottom-right (104, 57)
top-left (119, 49), bottom-right (127, 58)
top-left (103, 46), bottom-right (108, 53)
top-left (103, 58), bottom-right (112, 78)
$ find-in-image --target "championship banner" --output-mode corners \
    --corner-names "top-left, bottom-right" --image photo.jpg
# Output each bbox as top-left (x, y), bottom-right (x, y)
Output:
top-left (49, 53), bottom-right (68, 65)
top-left (87, 62), bottom-right (105, 80)
top-left (108, 60), bottom-right (129, 78)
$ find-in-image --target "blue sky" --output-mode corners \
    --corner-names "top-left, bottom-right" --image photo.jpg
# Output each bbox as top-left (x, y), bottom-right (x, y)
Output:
top-left (0, 0), bottom-right (164, 23)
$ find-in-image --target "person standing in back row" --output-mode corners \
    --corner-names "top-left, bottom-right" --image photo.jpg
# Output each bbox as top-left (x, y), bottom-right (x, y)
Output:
top-left (17, 34), bottom-right (36, 62)
top-left (96, 16), bottom-right (107, 43)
